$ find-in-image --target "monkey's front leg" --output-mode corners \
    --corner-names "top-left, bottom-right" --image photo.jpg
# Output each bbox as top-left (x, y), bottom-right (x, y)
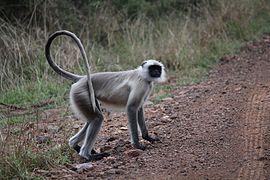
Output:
top-left (138, 107), bottom-right (160, 143)
top-left (127, 105), bottom-right (145, 150)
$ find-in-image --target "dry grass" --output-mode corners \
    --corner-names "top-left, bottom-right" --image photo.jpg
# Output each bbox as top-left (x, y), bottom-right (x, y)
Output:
top-left (0, 107), bottom-right (75, 179)
top-left (0, 0), bottom-right (269, 91)
top-left (0, 0), bottom-right (270, 178)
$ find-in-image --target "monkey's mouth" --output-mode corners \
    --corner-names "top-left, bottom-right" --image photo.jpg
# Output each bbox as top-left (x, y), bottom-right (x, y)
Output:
top-left (149, 70), bottom-right (162, 78)
top-left (152, 73), bottom-right (161, 78)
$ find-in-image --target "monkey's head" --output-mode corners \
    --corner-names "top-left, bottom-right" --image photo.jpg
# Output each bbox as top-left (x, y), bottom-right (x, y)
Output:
top-left (138, 59), bottom-right (166, 83)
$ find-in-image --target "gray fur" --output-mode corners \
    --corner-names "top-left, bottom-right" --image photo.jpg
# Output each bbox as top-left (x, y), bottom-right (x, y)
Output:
top-left (45, 30), bottom-right (166, 161)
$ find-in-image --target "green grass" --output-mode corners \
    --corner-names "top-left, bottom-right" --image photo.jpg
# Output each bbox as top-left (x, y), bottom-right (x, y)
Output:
top-left (151, 84), bottom-right (173, 103)
top-left (0, 115), bottom-right (36, 127)
top-left (45, 145), bottom-right (73, 165)
top-left (0, 148), bottom-right (48, 179)
top-left (249, 11), bottom-right (270, 39)
top-left (0, 145), bottom-right (73, 180)
top-left (0, 78), bottom-right (70, 128)
top-left (0, 78), bottom-right (69, 106)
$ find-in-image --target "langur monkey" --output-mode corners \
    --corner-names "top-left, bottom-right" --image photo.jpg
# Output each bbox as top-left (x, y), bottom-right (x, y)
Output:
top-left (45, 30), bottom-right (166, 161)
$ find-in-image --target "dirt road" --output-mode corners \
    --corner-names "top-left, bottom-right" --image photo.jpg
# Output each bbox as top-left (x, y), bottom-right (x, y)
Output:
top-left (38, 34), bottom-right (270, 179)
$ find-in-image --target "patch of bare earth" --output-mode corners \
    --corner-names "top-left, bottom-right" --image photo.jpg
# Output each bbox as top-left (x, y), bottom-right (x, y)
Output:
top-left (35, 34), bottom-right (270, 179)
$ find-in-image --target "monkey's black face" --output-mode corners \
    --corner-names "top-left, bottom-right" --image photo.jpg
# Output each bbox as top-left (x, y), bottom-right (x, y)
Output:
top-left (148, 65), bottom-right (162, 78)
top-left (139, 60), bottom-right (166, 82)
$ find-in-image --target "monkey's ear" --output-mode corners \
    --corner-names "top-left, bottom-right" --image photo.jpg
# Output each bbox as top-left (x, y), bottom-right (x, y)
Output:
top-left (141, 61), bottom-right (147, 67)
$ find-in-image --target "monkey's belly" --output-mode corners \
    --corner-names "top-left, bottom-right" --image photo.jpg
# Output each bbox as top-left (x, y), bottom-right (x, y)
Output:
top-left (98, 100), bottom-right (127, 112)
top-left (95, 87), bottom-right (130, 112)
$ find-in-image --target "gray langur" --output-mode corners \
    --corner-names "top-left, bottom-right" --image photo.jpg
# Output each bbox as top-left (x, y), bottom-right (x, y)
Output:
top-left (45, 30), bottom-right (166, 161)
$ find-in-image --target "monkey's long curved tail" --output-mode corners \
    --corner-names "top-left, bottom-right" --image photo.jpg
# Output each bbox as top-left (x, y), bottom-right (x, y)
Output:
top-left (45, 30), bottom-right (96, 112)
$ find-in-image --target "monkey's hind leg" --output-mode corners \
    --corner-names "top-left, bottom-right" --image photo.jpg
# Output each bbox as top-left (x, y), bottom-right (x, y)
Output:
top-left (79, 111), bottom-right (109, 161)
top-left (69, 122), bottom-right (89, 153)
top-left (68, 122), bottom-right (99, 154)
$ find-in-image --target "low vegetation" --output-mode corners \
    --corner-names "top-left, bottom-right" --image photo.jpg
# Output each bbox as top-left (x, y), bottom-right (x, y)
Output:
top-left (0, 0), bottom-right (270, 179)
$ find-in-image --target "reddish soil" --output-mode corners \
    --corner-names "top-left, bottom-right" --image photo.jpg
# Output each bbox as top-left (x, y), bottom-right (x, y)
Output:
top-left (36, 34), bottom-right (270, 179)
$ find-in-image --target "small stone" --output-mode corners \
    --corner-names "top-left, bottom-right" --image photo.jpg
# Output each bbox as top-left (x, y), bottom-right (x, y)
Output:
top-left (75, 162), bottom-right (93, 172)
top-left (162, 97), bottom-right (174, 102)
top-left (257, 156), bottom-right (268, 161)
top-left (115, 169), bottom-right (125, 174)
top-left (107, 136), bottom-right (117, 142)
top-left (124, 149), bottom-right (143, 157)
top-left (120, 126), bottom-right (128, 131)
top-left (106, 169), bottom-right (124, 175)
top-left (51, 144), bottom-right (62, 150)
top-left (36, 135), bottom-right (50, 144)
top-left (47, 125), bottom-right (59, 132)
top-left (104, 156), bottom-right (116, 163)
top-left (160, 115), bottom-right (169, 121)
top-left (180, 169), bottom-right (187, 174)
top-left (171, 113), bottom-right (178, 119)
top-left (145, 101), bottom-right (154, 106)
top-left (106, 169), bottom-right (116, 174)
top-left (100, 145), bottom-right (113, 153)
top-left (235, 87), bottom-right (242, 91)
top-left (161, 115), bottom-right (171, 122)
top-left (73, 124), bottom-right (81, 129)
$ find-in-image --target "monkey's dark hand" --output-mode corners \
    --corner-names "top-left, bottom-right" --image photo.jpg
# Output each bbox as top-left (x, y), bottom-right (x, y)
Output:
top-left (132, 142), bottom-right (146, 150)
top-left (143, 134), bottom-right (160, 143)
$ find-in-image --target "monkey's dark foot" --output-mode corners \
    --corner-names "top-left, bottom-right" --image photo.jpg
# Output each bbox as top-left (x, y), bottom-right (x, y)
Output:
top-left (73, 145), bottom-right (81, 153)
top-left (132, 142), bottom-right (146, 150)
top-left (143, 135), bottom-right (161, 143)
top-left (91, 149), bottom-right (98, 154)
top-left (73, 145), bottom-right (98, 155)
top-left (86, 152), bottom-right (110, 161)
